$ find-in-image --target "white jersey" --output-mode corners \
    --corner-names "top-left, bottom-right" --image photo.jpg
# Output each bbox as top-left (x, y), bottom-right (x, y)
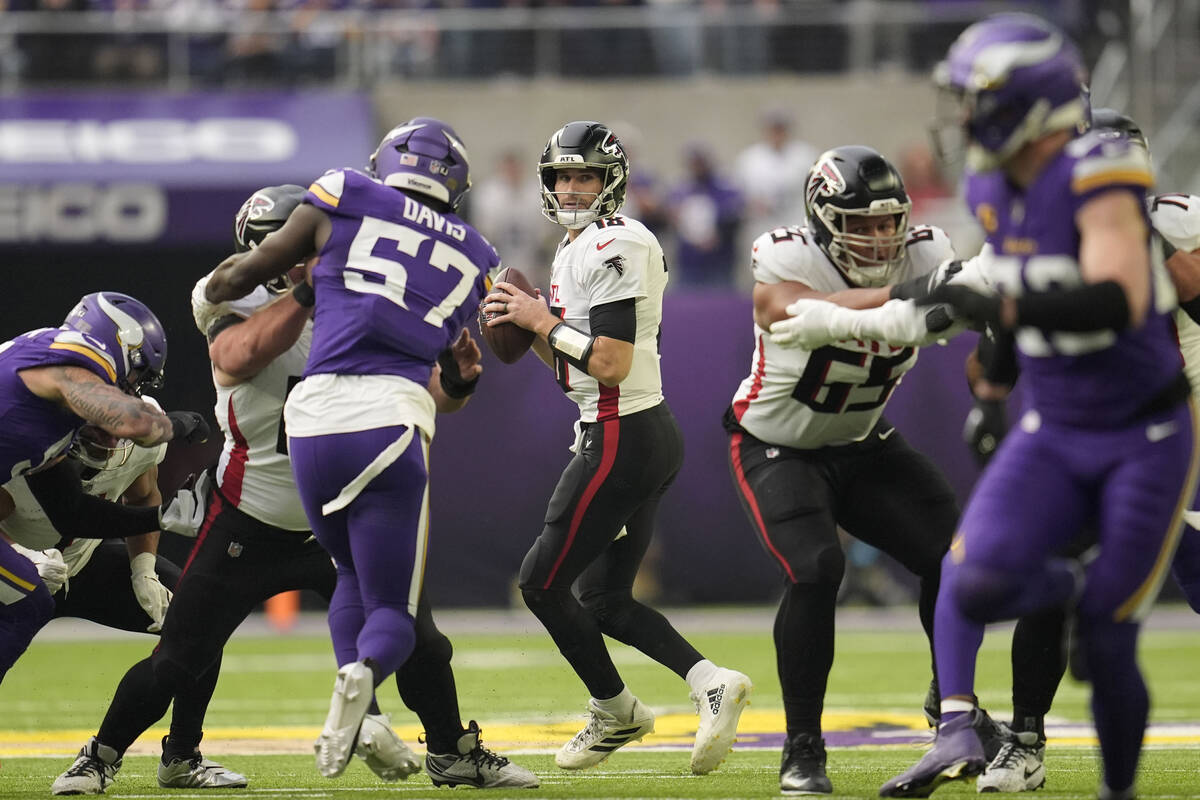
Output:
top-left (1, 441), bottom-right (165, 577)
top-left (731, 224), bottom-right (956, 448)
top-left (547, 216), bottom-right (667, 422)
top-left (193, 279), bottom-right (313, 531)
top-left (1150, 193), bottom-right (1200, 394)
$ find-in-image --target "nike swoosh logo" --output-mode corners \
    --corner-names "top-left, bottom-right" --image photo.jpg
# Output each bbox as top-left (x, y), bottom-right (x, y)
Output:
top-left (1146, 421), bottom-right (1179, 442)
top-left (596, 238), bottom-right (617, 251)
top-left (879, 428), bottom-right (896, 441)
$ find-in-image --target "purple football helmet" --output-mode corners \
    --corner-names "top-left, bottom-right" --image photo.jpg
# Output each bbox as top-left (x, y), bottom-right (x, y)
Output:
top-left (369, 117), bottom-right (472, 211)
top-left (63, 291), bottom-right (167, 396)
top-left (934, 13), bottom-right (1088, 170)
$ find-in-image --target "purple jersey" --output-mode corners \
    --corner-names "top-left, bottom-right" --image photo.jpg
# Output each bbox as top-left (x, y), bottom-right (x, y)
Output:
top-left (302, 169), bottom-right (500, 385)
top-left (0, 327), bottom-right (121, 479)
top-left (964, 131), bottom-right (1177, 428)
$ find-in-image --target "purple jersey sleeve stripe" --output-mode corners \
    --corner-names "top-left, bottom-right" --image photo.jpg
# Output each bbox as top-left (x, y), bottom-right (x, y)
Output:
top-left (308, 182), bottom-right (339, 209)
top-left (1072, 168), bottom-right (1154, 195)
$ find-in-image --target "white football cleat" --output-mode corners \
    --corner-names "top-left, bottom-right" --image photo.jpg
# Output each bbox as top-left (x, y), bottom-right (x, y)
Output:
top-left (314, 661), bottom-right (375, 778)
top-left (977, 730), bottom-right (1045, 793)
top-left (425, 720), bottom-right (539, 788)
top-left (355, 712), bottom-right (421, 781)
top-left (555, 697), bottom-right (655, 770)
top-left (52, 737), bottom-right (121, 795)
top-left (157, 753), bottom-right (248, 788)
top-left (690, 667), bottom-right (753, 774)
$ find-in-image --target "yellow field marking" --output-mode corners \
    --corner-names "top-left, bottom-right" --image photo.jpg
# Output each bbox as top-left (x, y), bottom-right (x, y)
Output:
top-left (5, 710), bottom-right (1199, 757)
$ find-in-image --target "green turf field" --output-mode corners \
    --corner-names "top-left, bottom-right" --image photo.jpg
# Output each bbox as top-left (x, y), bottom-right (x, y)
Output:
top-left (2, 607), bottom-right (1198, 798)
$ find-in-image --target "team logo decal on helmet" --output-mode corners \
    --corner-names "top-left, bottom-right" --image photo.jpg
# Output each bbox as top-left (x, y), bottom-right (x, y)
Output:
top-left (805, 157), bottom-right (849, 211)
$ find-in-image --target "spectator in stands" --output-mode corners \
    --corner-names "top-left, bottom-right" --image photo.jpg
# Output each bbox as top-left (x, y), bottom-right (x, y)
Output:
top-left (734, 109), bottom-right (819, 236)
top-left (471, 149), bottom-right (556, 289)
top-left (667, 142), bottom-right (744, 288)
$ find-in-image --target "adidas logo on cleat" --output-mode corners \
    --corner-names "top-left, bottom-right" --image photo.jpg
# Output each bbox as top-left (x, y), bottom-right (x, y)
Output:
top-left (590, 726), bottom-right (646, 754)
top-left (706, 685), bottom-right (724, 716)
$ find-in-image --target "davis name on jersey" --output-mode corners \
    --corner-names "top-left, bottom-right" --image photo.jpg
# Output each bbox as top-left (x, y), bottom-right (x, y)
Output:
top-left (192, 274), bottom-right (313, 531)
top-left (302, 168), bottom-right (499, 385)
top-left (731, 224), bottom-right (954, 449)
top-left (548, 216), bottom-right (666, 422)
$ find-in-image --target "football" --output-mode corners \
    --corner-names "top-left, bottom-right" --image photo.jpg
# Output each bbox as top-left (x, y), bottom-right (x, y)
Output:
top-left (479, 266), bottom-right (537, 364)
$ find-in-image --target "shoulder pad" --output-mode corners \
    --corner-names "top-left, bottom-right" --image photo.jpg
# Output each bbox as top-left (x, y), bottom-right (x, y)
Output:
top-left (751, 226), bottom-right (815, 284)
top-left (1151, 194), bottom-right (1200, 253)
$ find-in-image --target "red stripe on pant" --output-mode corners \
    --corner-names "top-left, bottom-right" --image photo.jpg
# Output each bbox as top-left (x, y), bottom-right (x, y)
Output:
top-left (179, 487), bottom-right (223, 581)
top-left (729, 432), bottom-right (796, 582)
top-left (542, 418), bottom-right (620, 589)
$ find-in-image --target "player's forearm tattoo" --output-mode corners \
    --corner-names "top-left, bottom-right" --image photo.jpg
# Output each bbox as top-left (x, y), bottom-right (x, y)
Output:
top-left (57, 369), bottom-right (172, 444)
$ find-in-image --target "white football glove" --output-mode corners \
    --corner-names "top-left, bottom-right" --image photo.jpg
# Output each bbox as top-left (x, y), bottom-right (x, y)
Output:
top-left (159, 470), bottom-right (213, 538)
top-left (191, 274), bottom-right (234, 337)
top-left (768, 299), bottom-right (844, 349)
top-left (10, 543), bottom-right (68, 595)
top-left (130, 551), bottom-right (172, 633)
top-left (770, 298), bottom-right (942, 350)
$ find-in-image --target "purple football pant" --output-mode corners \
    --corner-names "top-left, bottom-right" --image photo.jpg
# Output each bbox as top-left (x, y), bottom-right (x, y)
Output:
top-left (936, 403), bottom-right (1197, 792)
top-left (289, 425), bottom-right (430, 678)
top-left (0, 537), bottom-right (55, 682)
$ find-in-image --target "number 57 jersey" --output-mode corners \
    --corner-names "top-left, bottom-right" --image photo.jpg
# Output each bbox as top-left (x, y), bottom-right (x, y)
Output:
top-left (728, 224), bottom-right (955, 449)
top-left (303, 168), bottom-right (500, 385)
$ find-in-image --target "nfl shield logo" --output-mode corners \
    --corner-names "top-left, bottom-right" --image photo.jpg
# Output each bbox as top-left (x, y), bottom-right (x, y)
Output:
top-left (227, 542), bottom-right (244, 558)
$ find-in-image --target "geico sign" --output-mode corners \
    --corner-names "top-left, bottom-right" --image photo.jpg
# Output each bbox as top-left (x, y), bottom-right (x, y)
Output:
top-left (0, 119), bottom-right (296, 163)
top-left (0, 184), bottom-right (167, 242)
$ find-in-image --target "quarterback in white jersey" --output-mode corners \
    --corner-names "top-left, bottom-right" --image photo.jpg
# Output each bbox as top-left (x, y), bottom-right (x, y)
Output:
top-left (725, 146), bottom-right (991, 795)
top-left (485, 121), bottom-right (752, 776)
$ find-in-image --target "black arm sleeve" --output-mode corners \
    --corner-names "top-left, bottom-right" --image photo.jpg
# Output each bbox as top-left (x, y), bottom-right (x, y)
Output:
top-left (25, 460), bottom-right (160, 543)
top-left (1014, 280), bottom-right (1130, 333)
top-left (978, 328), bottom-right (1019, 387)
top-left (589, 298), bottom-right (637, 343)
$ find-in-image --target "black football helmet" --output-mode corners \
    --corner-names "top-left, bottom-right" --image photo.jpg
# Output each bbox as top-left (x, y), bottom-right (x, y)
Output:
top-left (805, 146), bottom-right (912, 287)
top-left (1090, 107), bottom-right (1149, 151)
top-left (233, 184), bottom-right (307, 294)
top-left (539, 121), bottom-right (628, 229)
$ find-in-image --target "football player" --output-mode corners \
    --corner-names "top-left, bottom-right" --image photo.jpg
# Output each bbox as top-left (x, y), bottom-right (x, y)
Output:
top-left (875, 16), bottom-right (1194, 800)
top-left (0, 292), bottom-right (208, 684)
top-left (202, 123), bottom-right (538, 789)
top-left (481, 120), bottom-right (753, 775)
top-left (724, 143), bottom-right (1003, 794)
top-left (55, 177), bottom-right (535, 794)
top-left (938, 108), bottom-right (1200, 794)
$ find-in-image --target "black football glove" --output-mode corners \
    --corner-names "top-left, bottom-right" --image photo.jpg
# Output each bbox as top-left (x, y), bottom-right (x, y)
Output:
top-left (437, 347), bottom-right (479, 399)
top-left (962, 399), bottom-right (1008, 466)
top-left (922, 284), bottom-right (1004, 331)
top-left (167, 411), bottom-right (211, 444)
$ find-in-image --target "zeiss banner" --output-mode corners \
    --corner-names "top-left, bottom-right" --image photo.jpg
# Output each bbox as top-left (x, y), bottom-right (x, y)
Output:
top-left (0, 91), bottom-right (374, 246)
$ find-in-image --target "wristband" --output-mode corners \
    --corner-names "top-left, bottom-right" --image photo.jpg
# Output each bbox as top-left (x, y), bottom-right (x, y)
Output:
top-left (1161, 236), bottom-right (1178, 261)
top-left (436, 349), bottom-right (478, 399)
top-left (547, 322), bottom-right (595, 373)
top-left (292, 282), bottom-right (316, 308)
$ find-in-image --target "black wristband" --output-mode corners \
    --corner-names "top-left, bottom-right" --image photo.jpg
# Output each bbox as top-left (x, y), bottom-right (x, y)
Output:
top-left (980, 329), bottom-right (1019, 387)
top-left (436, 348), bottom-right (478, 399)
top-left (1161, 236), bottom-right (1178, 261)
top-left (1180, 295), bottom-right (1200, 326)
top-left (1014, 280), bottom-right (1130, 333)
top-left (292, 282), bottom-right (315, 308)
